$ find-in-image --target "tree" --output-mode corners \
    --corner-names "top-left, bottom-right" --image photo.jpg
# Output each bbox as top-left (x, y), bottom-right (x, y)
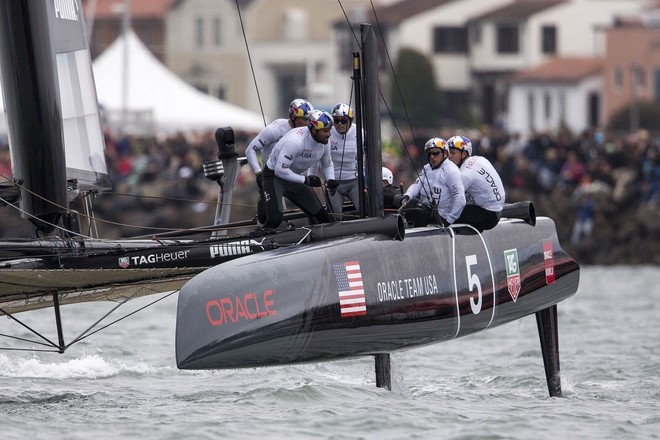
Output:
top-left (389, 48), bottom-right (442, 131)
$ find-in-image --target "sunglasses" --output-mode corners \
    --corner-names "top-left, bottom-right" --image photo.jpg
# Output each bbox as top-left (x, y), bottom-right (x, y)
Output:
top-left (333, 118), bottom-right (350, 125)
top-left (428, 150), bottom-right (442, 157)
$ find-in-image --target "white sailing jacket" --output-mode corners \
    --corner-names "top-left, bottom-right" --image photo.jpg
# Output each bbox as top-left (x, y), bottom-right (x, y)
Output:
top-left (307, 125), bottom-right (359, 180)
top-left (267, 127), bottom-right (335, 184)
top-left (459, 155), bottom-right (505, 212)
top-left (405, 159), bottom-right (466, 223)
top-left (246, 118), bottom-right (292, 174)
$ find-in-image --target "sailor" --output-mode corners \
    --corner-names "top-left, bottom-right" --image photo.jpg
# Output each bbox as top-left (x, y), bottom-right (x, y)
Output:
top-left (447, 135), bottom-right (505, 231)
top-left (261, 109), bottom-right (338, 229)
top-left (246, 98), bottom-right (314, 224)
top-left (399, 138), bottom-right (465, 227)
top-left (308, 103), bottom-right (359, 216)
top-left (381, 166), bottom-right (399, 210)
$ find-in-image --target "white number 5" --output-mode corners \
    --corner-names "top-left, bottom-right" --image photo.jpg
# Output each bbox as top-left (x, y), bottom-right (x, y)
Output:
top-left (466, 254), bottom-right (482, 314)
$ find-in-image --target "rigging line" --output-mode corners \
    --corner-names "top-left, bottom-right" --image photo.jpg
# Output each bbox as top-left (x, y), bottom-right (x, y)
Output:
top-left (368, 0), bottom-right (434, 201)
top-left (0, 171), bottom-right (88, 218)
top-left (0, 307), bottom-right (61, 349)
top-left (369, 0), bottom-right (417, 148)
top-left (336, 86), bottom-right (356, 183)
top-left (0, 332), bottom-right (57, 349)
top-left (66, 298), bottom-right (130, 348)
top-left (101, 191), bottom-right (257, 211)
top-left (0, 174), bottom-right (94, 239)
top-left (0, 178), bottom-right (254, 240)
top-left (235, 0), bottom-right (266, 127)
top-left (337, 0), bottom-right (362, 49)
top-left (0, 190), bottom-right (168, 238)
top-left (0, 346), bottom-right (60, 353)
top-left (338, 2), bottom-right (432, 201)
top-left (0, 195), bottom-right (92, 240)
top-left (63, 289), bottom-right (179, 349)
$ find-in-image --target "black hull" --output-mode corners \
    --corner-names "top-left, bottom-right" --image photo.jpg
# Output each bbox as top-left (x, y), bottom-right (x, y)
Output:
top-left (175, 217), bottom-right (579, 369)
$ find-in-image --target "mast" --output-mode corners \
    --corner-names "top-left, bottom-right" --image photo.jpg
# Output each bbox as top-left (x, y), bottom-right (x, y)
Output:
top-left (0, 1), bottom-right (68, 233)
top-left (0, 0), bottom-right (109, 236)
top-left (360, 24), bottom-right (383, 217)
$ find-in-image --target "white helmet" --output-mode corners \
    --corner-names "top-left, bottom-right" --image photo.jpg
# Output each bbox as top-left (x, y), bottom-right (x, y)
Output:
top-left (382, 167), bottom-right (393, 185)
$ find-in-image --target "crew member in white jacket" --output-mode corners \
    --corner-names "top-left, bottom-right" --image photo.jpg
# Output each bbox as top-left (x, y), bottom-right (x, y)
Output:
top-left (246, 98), bottom-right (313, 224)
top-left (262, 110), bottom-right (338, 229)
top-left (400, 138), bottom-right (465, 227)
top-left (308, 103), bottom-right (360, 215)
top-left (447, 135), bottom-right (505, 231)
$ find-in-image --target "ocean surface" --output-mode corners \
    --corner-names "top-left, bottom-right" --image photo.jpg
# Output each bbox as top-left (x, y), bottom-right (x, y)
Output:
top-left (1, 265), bottom-right (659, 440)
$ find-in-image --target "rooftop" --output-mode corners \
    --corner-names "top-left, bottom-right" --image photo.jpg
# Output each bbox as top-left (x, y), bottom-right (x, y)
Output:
top-left (512, 57), bottom-right (603, 83)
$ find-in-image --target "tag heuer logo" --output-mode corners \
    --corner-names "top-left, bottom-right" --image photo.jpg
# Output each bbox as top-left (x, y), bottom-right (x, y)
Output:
top-left (118, 257), bottom-right (130, 268)
top-left (504, 248), bottom-right (521, 302)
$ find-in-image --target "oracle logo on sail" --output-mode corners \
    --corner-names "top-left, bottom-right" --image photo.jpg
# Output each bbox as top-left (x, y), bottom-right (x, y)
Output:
top-left (206, 290), bottom-right (277, 326)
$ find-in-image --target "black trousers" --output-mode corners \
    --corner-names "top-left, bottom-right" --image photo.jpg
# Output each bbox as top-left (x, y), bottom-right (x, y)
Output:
top-left (400, 199), bottom-right (437, 227)
top-left (455, 204), bottom-right (500, 232)
top-left (256, 185), bottom-right (267, 224)
top-left (262, 167), bottom-right (331, 229)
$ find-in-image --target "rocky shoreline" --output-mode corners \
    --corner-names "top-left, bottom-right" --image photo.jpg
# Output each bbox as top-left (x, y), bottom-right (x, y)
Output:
top-left (508, 187), bottom-right (660, 266)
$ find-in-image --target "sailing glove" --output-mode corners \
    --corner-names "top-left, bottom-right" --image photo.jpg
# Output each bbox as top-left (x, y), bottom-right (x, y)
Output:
top-left (305, 175), bottom-right (322, 187)
top-left (255, 172), bottom-right (263, 190)
top-left (326, 179), bottom-right (339, 189)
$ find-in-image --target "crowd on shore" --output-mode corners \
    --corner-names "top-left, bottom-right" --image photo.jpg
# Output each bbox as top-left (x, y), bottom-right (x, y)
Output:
top-left (1, 126), bottom-right (658, 265)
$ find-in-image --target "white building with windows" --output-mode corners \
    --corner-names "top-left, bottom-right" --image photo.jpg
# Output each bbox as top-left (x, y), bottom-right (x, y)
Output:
top-left (165, 0), bottom-right (374, 122)
top-left (379, 0), bottom-right (649, 126)
top-left (162, 0), bottom-right (651, 131)
top-left (507, 57), bottom-right (603, 142)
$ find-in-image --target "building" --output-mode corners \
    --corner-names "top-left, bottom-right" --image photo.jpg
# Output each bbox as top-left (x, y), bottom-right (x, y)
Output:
top-left (83, 0), bottom-right (655, 133)
top-left (165, 0), bottom-right (374, 121)
top-left (377, 0), bottom-right (648, 126)
top-left (507, 57), bottom-right (602, 141)
top-left (603, 17), bottom-right (660, 126)
top-left (84, 0), bottom-right (176, 60)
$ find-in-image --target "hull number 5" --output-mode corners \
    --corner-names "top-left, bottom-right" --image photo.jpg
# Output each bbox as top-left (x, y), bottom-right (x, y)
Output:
top-left (465, 254), bottom-right (482, 314)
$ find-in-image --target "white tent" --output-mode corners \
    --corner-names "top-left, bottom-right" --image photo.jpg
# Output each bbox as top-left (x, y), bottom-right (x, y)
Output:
top-left (92, 30), bottom-right (265, 134)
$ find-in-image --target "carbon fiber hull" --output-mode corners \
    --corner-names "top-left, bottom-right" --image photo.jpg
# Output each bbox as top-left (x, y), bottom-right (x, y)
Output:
top-left (176, 217), bottom-right (579, 369)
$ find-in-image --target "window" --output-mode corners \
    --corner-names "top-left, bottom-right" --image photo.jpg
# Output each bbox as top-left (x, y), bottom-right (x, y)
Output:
top-left (654, 68), bottom-right (660, 102)
top-left (497, 23), bottom-right (519, 54)
top-left (632, 65), bottom-right (645, 93)
top-left (541, 25), bottom-right (556, 54)
top-left (614, 66), bottom-right (623, 90)
top-left (544, 92), bottom-right (552, 120)
top-left (433, 27), bottom-right (468, 54)
top-left (213, 18), bottom-right (222, 47)
top-left (195, 17), bottom-right (204, 48)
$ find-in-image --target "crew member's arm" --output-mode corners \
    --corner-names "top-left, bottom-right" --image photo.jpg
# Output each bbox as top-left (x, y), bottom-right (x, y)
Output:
top-left (246, 125), bottom-right (275, 174)
top-left (404, 173), bottom-right (423, 200)
top-left (273, 142), bottom-right (305, 184)
top-left (444, 171), bottom-right (466, 224)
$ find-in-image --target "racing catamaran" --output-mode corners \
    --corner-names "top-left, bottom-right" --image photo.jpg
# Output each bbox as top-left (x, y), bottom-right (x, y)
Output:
top-left (0, 1), bottom-right (579, 396)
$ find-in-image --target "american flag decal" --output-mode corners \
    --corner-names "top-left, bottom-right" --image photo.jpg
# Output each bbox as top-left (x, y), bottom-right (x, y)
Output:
top-left (333, 260), bottom-right (367, 317)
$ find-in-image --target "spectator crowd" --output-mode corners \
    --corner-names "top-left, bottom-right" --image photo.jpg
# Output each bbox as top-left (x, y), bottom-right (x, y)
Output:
top-left (1, 125), bottom-right (658, 265)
